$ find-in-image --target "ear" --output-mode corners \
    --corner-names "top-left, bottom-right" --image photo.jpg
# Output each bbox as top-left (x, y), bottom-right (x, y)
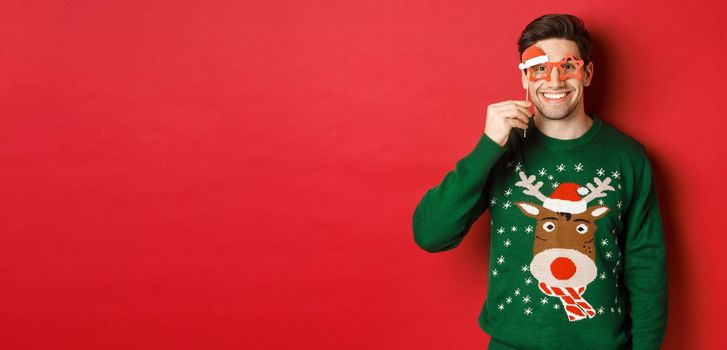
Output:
top-left (583, 61), bottom-right (594, 87)
top-left (516, 201), bottom-right (544, 218)
top-left (588, 205), bottom-right (609, 219)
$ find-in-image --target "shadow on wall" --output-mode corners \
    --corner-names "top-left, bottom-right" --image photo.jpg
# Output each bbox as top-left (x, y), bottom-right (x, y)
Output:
top-left (583, 29), bottom-right (611, 116)
top-left (650, 154), bottom-right (688, 349)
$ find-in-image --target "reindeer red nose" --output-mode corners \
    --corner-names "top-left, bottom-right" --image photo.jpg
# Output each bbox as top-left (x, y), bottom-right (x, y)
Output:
top-left (550, 257), bottom-right (577, 280)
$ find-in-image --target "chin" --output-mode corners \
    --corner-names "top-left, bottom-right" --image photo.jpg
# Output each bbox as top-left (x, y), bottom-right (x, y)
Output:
top-left (535, 105), bottom-right (574, 120)
top-left (541, 112), bottom-right (572, 120)
top-left (535, 101), bottom-right (580, 120)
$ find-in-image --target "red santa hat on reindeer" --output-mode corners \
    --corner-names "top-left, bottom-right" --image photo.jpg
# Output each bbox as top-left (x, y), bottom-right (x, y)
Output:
top-left (543, 183), bottom-right (590, 214)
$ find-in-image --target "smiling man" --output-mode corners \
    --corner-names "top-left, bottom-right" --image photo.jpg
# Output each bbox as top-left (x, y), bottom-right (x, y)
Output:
top-left (412, 14), bottom-right (668, 350)
top-left (524, 38), bottom-right (591, 128)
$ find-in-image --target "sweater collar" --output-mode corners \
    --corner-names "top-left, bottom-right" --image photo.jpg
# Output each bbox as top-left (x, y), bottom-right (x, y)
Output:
top-left (527, 112), bottom-right (602, 151)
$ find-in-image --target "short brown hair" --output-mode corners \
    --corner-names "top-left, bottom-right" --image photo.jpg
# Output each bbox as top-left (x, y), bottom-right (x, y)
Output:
top-left (518, 14), bottom-right (592, 71)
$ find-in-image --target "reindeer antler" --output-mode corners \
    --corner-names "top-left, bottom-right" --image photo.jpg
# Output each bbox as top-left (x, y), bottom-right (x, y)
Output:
top-left (515, 171), bottom-right (549, 202)
top-left (581, 177), bottom-right (615, 203)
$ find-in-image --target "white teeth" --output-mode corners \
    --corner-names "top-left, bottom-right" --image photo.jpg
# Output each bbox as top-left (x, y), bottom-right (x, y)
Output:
top-left (543, 92), bottom-right (567, 99)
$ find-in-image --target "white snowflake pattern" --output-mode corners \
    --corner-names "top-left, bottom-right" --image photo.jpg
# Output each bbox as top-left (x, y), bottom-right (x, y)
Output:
top-left (525, 226), bottom-right (533, 233)
top-left (525, 277), bottom-right (533, 285)
top-left (551, 181), bottom-right (560, 188)
top-left (556, 163), bottom-right (565, 172)
top-left (521, 265), bottom-right (529, 272)
top-left (497, 255), bottom-right (505, 265)
top-left (574, 163), bottom-right (584, 172)
top-left (503, 201), bottom-right (512, 209)
top-left (618, 183), bottom-right (622, 190)
top-left (506, 296), bottom-right (513, 304)
top-left (598, 199), bottom-right (604, 205)
top-left (611, 307), bottom-right (615, 313)
top-left (538, 168), bottom-right (547, 176)
top-left (514, 162), bottom-right (523, 172)
top-left (540, 297), bottom-right (549, 305)
top-left (617, 200), bottom-right (622, 209)
top-left (553, 304), bottom-right (560, 310)
top-left (490, 197), bottom-right (498, 206)
top-left (599, 272), bottom-right (607, 280)
top-left (514, 288), bottom-right (521, 296)
top-left (523, 295), bottom-right (531, 303)
top-left (617, 306), bottom-right (622, 314)
top-left (498, 303), bottom-right (505, 310)
top-left (611, 171), bottom-right (621, 179)
top-left (497, 227), bottom-right (505, 235)
top-left (506, 160), bottom-right (515, 168)
top-left (503, 239), bottom-right (512, 247)
top-left (504, 188), bottom-right (512, 197)
top-left (492, 269), bottom-right (499, 276)
top-left (597, 307), bottom-right (605, 314)
top-left (524, 307), bottom-right (533, 315)
top-left (511, 226), bottom-right (518, 232)
top-left (548, 175), bottom-right (554, 180)
top-left (596, 168), bottom-right (605, 176)
top-left (605, 251), bottom-right (613, 259)
top-left (601, 238), bottom-right (609, 246)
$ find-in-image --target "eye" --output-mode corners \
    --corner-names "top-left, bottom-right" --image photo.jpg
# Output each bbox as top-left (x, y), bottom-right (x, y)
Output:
top-left (542, 221), bottom-right (555, 232)
top-left (576, 224), bottom-right (589, 234)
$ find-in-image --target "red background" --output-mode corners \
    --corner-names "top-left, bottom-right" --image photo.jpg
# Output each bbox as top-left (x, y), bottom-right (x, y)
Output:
top-left (2, 0), bottom-right (725, 349)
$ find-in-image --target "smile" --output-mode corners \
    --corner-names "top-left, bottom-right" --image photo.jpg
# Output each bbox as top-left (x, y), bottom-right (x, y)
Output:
top-left (540, 91), bottom-right (571, 104)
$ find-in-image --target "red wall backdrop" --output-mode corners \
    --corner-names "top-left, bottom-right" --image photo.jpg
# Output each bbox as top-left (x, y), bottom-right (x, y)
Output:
top-left (1, 0), bottom-right (725, 349)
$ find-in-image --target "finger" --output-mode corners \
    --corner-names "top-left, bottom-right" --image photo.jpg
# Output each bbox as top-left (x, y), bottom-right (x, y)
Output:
top-left (503, 107), bottom-right (530, 125)
top-left (491, 100), bottom-right (532, 108)
top-left (508, 118), bottom-right (528, 131)
top-left (508, 104), bottom-right (534, 120)
top-left (509, 114), bottom-right (529, 126)
top-left (507, 100), bottom-right (533, 108)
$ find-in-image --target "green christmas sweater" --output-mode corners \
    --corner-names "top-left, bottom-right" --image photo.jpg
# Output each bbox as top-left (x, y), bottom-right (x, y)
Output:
top-left (412, 113), bottom-right (668, 350)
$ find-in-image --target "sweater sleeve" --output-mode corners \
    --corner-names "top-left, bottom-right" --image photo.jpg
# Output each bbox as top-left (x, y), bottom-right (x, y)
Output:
top-left (622, 150), bottom-right (669, 349)
top-left (412, 133), bottom-right (506, 253)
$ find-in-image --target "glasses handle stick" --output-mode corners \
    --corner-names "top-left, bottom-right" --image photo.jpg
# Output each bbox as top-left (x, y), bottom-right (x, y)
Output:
top-left (524, 88), bottom-right (529, 138)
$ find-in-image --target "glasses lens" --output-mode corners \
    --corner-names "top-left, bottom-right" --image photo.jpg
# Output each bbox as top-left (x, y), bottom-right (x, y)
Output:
top-left (560, 59), bottom-right (579, 74)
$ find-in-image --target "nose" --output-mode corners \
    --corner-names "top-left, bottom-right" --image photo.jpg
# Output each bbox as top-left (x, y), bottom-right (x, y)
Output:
top-left (550, 257), bottom-right (576, 280)
top-left (546, 67), bottom-right (564, 85)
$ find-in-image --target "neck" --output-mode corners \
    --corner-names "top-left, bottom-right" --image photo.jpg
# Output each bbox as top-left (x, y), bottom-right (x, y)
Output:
top-left (533, 105), bottom-right (593, 140)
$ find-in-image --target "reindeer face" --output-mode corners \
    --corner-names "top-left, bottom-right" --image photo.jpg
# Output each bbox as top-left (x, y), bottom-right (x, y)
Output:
top-left (515, 202), bottom-right (609, 261)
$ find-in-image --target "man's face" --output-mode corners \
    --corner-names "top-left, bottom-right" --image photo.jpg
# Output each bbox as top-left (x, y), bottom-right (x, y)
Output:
top-left (521, 38), bottom-right (593, 121)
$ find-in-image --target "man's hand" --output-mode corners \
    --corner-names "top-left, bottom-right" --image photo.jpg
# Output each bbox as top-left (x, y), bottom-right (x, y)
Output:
top-left (483, 100), bottom-right (533, 147)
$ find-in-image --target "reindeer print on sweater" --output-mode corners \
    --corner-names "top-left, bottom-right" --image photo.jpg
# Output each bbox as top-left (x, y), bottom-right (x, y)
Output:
top-left (488, 160), bottom-right (625, 323)
top-left (514, 171), bottom-right (613, 322)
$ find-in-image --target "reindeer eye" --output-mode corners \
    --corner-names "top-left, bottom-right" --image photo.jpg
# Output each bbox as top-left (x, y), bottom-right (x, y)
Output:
top-left (542, 222), bottom-right (555, 232)
top-left (576, 224), bottom-right (589, 234)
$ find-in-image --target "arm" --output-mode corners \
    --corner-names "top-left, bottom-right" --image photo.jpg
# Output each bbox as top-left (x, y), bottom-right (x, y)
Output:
top-left (622, 150), bottom-right (669, 349)
top-left (412, 133), bottom-right (506, 253)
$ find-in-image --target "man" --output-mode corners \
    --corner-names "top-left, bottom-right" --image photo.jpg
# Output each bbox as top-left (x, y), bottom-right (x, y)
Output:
top-left (412, 14), bottom-right (668, 350)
